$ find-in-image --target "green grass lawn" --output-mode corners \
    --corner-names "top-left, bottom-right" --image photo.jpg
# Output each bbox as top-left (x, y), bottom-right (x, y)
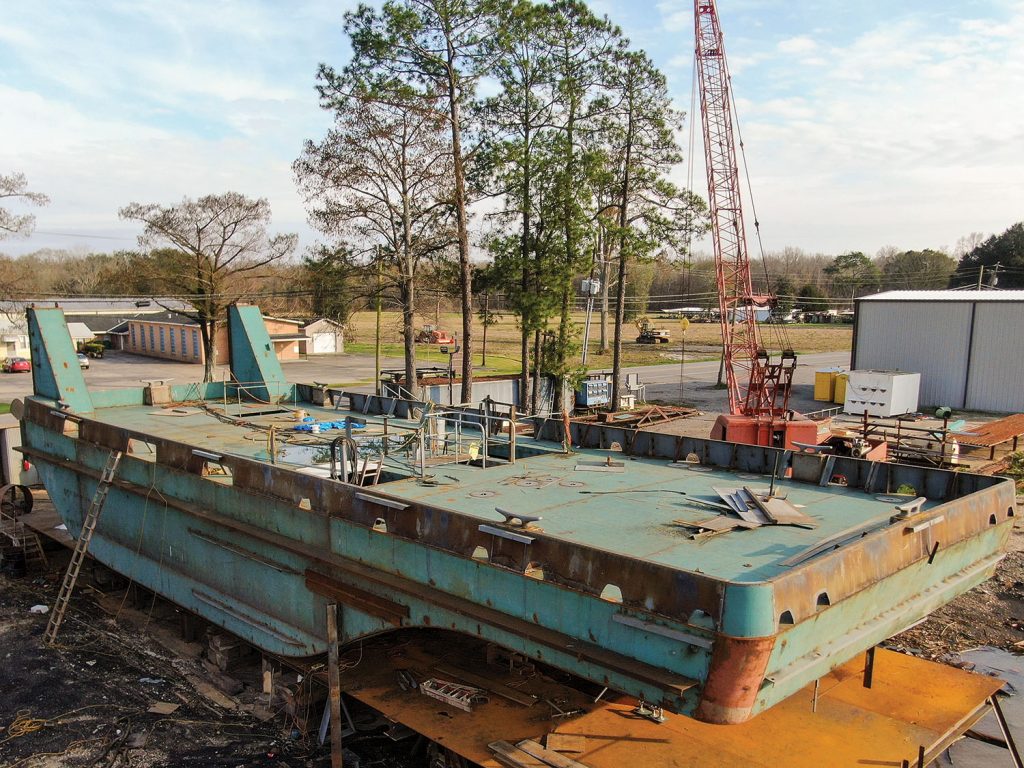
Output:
top-left (0, 402), bottom-right (10, 415)
top-left (343, 343), bottom-right (523, 376)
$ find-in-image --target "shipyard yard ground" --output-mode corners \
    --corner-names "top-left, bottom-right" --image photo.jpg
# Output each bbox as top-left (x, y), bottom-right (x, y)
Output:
top-left (2, 511), bottom-right (1023, 767)
top-left (0, 560), bottom-right (418, 767)
top-left (3, 321), bottom-right (1023, 766)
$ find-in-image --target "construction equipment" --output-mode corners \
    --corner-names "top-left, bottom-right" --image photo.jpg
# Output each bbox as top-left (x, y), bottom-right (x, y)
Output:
top-left (694, 1), bottom-right (819, 448)
top-left (44, 450), bottom-right (122, 645)
top-left (77, 339), bottom-right (105, 358)
top-left (415, 325), bottom-right (455, 345)
top-left (634, 317), bottom-right (671, 344)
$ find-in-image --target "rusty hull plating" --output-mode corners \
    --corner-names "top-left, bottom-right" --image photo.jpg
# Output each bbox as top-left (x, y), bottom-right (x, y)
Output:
top-left (18, 306), bottom-right (1014, 725)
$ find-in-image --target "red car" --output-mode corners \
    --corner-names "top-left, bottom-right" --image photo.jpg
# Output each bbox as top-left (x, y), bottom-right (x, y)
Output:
top-left (2, 357), bottom-right (31, 373)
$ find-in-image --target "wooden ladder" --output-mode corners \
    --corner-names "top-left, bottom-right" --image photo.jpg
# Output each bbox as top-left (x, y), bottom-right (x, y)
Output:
top-left (44, 450), bottom-right (123, 645)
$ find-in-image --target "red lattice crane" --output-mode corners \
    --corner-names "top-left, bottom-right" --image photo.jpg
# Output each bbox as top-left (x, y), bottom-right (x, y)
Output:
top-left (694, 1), bottom-right (821, 448)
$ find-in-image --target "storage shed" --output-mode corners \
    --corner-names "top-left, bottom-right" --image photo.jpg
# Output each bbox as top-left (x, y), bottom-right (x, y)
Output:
top-left (853, 290), bottom-right (1024, 413)
top-left (301, 318), bottom-right (345, 355)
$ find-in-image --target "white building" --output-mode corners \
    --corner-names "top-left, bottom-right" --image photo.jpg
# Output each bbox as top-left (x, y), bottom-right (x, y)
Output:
top-left (301, 318), bottom-right (345, 355)
top-left (853, 290), bottom-right (1024, 413)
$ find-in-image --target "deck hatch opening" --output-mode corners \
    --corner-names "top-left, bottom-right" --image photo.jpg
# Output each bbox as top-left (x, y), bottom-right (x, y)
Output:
top-left (524, 562), bottom-right (545, 580)
top-left (128, 439), bottom-right (157, 460)
top-left (600, 584), bottom-right (623, 604)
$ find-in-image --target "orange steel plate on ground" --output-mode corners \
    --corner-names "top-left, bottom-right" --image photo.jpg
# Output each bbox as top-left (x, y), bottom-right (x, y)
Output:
top-left (338, 637), bottom-right (1001, 768)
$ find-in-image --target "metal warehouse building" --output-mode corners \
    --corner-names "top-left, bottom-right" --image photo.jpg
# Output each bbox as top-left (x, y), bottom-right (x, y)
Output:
top-left (853, 290), bottom-right (1024, 413)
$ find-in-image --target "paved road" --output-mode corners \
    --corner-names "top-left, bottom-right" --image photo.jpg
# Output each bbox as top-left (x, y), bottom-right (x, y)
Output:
top-left (0, 350), bottom-right (406, 403)
top-left (0, 348), bottom-right (851, 417)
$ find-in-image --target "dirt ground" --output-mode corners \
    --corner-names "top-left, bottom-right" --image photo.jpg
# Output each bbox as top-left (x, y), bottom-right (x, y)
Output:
top-left (0, 572), bottom-right (313, 768)
top-left (0, 558), bottom-right (424, 768)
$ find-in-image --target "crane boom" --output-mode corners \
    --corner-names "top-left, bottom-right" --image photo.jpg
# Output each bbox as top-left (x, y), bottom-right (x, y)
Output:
top-left (694, 0), bottom-right (795, 422)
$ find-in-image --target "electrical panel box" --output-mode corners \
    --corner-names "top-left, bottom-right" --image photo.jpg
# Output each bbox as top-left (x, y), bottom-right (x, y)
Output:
top-left (576, 378), bottom-right (610, 408)
top-left (843, 370), bottom-right (921, 418)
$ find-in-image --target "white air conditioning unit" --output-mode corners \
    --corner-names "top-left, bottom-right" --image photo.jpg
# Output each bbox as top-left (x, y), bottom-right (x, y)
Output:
top-left (843, 370), bottom-right (920, 418)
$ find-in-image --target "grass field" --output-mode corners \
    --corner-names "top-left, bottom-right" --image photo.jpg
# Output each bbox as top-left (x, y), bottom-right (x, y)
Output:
top-left (0, 402), bottom-right (9, 415)
top-left (344, 311), bottom-right (852, 370)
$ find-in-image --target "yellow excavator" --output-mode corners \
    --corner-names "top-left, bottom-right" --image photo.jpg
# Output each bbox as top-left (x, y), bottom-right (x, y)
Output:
top-left (635, 316), bottom-right (671, 344)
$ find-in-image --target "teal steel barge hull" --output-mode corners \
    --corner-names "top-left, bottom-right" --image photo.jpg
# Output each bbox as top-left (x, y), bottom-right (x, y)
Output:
top-left (17, 306), bottom-right (1014, 725)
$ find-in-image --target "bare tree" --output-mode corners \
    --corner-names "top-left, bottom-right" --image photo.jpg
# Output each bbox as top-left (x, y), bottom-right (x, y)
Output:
top-left (344, 0), bottom-right (512, 403)
top-left (119, 193), bottom-right (298, 382)
top-left (295, 85), bottom-right (455, 391)
top-left (1, 172), bottom-right (49, 239)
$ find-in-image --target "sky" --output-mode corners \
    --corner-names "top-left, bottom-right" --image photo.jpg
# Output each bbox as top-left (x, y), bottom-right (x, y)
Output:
top-left (1, 0), bottom-right (1022, 261)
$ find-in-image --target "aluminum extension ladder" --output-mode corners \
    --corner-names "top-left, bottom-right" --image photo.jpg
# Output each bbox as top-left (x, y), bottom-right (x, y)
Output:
top-left (44, 450), bottom-right (123, 645)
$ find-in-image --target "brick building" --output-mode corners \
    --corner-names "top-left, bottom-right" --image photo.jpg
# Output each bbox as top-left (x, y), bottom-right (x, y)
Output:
top-left (124, 313), bottom-right (307, 364)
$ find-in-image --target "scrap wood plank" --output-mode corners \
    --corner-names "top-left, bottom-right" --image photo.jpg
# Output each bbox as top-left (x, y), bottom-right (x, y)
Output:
top-left (672, 516), bottom-right (758, 533)
top-left (516, 739), bottom-right (592, 768)
top-left (432, 663), bottom-right (538, 707)
top-left (489, 741), bottom-right (550, 768)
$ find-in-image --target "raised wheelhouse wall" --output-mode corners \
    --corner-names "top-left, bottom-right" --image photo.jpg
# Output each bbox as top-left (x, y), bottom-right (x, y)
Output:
top-left (19, 306), bottom-right (1015, 725)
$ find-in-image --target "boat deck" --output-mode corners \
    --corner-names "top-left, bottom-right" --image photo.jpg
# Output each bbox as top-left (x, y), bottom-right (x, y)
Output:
top-left (85, 398), bottom-right (937, 585)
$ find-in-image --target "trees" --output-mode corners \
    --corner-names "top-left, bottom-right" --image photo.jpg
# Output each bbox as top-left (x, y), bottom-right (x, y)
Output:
top-left (954, 222), bottom-right (1024, 288)
top-left (603, 48), bottom-right (703, 408)
top-left (796, 284), bottom-right (828, 313)
top-left (344, 0), bottom-right (510, 403)
top-left (302, 247), bottom-right (357, 328)
top-left (824, 251), bottom-right (880, 299)
top-left (295, 81), bottom-right (455, 391)
top-left (0, 172), bottom-right (49, 240)
top-left (770, 276), bottom-right (796, 318)
top-left (878, 248), bottom-right (956, 291)
top-left (119, 193), bottom-right (297, 382)
top-left (477, 0), bottom-right (560, 410)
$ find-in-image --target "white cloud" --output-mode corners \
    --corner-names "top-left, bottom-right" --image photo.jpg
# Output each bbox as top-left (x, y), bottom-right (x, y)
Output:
top-left (0, 1), bottom-right (345, 256)
top-left (777, 35), bottom-right (817, 54)
top-left (655, 0), bottom-right (692, 33)
top-left (710, 6), bottom-right (1024, 253)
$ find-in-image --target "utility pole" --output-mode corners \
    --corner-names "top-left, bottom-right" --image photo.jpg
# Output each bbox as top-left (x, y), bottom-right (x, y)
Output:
top-left (580, 278), bottom-right (601, 366)
top-left (678, 317), bottom-right (689, 402)
top-left (374, 260), bottom-right (382, 395)
top-left (976, 265), bottom-right (985, 289)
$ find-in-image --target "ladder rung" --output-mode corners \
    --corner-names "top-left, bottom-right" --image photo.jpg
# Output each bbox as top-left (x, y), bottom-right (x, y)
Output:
top-left (45, 450), bottom-right (122, 645)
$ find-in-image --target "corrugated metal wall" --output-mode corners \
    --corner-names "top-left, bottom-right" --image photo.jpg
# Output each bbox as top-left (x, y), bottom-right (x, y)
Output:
top-left (964, 303), bottom-right (1024, 412)
top-left (855, 299), bottom-right (1024, 412)
top-left (854, 302), bottom-right (972, 408)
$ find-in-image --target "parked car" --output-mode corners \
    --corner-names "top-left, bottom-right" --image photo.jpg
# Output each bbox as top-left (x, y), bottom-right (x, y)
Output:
top-left (77, 353), bottom-right (90, 370)
top-left (2, 357), bottom-right (31, 373)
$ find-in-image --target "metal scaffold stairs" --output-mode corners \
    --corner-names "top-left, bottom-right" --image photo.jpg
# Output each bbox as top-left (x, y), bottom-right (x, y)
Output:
top-left (1, 487), bottom-right (48, 571)
top-left (44, 450), bottom-right (123, 645)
